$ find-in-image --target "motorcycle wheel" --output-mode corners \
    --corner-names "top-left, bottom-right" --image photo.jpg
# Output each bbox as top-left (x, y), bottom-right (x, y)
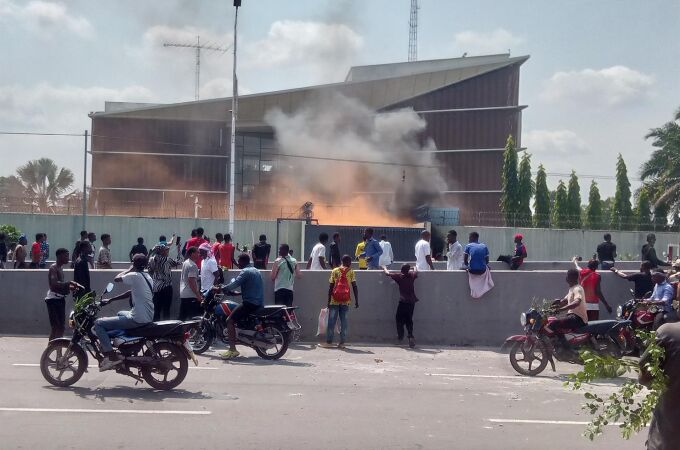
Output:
top-left (40, 341), bottom-right (87, 387)
top-left (188, 318), bottom-right (214, 355)
top-left (509, 340), bottom-right (549, 376)
top-left (142, 343), bottom-right (188, 390)
top-left (254, 327), bottom-right (290, 360)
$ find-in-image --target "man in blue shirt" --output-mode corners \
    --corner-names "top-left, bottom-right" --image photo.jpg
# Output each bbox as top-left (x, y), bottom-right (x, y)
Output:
top-left (360, 228), bottom-right (383, 270)
top-left (644, 270), bottom-right (678, 330)
top-left (217, 253), bottom-right (264, 359)
top-left (464, 232), bottom-right (489, 274)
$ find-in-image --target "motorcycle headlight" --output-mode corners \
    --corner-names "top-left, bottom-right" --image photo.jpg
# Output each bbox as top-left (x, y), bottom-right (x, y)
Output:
top-left (616, 305), bottom-right (623, 318)
top-left (520, 312), bottom-right (527, 327)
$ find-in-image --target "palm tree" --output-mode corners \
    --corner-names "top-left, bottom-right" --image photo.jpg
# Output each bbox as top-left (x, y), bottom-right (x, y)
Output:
top-left (15, 158), bottom-right (75, 212)
top-left (640, 107), bottom-right (680, 214)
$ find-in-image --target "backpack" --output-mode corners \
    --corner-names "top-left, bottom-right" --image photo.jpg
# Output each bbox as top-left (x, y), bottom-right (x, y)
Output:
top-left (332, 267), bottom-right (351, 302)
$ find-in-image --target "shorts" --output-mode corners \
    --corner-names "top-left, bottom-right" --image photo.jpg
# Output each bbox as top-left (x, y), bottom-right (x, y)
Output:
top-left (274, 289), bottom-right (294, 307)
top-left (228, 301), bottom-right (261, 324)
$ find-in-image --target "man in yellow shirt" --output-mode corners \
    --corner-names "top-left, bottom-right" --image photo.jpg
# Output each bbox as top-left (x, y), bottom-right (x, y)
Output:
top-left (320, 255), bottom-right (359, 348)
top-left (355, 238), bottom-right (367, 270)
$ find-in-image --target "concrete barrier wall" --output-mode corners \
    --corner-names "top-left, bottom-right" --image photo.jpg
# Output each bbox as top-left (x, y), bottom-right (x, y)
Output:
top-left (0, 268), bottom-right (638, 346)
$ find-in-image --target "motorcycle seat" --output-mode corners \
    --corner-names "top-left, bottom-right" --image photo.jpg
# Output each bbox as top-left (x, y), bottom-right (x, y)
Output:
top-left (574, 320), bottom-right (621, 335)
top-left (125, 320), bottom-right (185, 337)
top-left (252, 305), bottom-right (287, 317)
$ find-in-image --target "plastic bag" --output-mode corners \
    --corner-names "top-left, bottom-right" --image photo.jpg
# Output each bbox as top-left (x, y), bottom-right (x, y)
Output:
top-left (316, 307), bottom-right (341, 336)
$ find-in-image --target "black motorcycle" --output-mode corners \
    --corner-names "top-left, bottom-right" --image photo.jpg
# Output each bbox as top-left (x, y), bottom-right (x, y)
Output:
top-left (188, 289), bottom-right (301, 360)
top-left (40, 283), bottom-right (199, 390)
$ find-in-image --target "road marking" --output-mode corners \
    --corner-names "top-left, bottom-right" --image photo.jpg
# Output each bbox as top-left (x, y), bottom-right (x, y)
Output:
top-left (13, 363), bottom-right (218, 370)
top-left (0, 407), bottom-right (211, 415)
top-left (427, 373), bottom-right (535, 380)
top-left (488, 419), bottom-right (623, 426)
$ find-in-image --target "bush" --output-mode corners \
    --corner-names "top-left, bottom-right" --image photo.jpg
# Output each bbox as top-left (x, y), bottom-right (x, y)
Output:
top-left (0, 224), bottom-right (21, 244)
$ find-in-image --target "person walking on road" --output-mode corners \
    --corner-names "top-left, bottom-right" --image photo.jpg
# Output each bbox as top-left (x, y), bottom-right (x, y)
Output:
top-left (415, 230), bottom-right (435, 271)
top-left (596, 233), bottom-right (617, 269)
top-left (97, 234), bottom-right (112, 269)
top-left (45, 248), bottom-right (79, 340)
top-left (379, 235), bottom-right (394, 268)
top-left (178, 246), bottom-right (203, 321)
top-left (359, 228), bottom-right (383, 270)
top-left (271, 243), bottom-right (301, 306)
top-left (383, 264), bottom-right (419, 348)
top-left (307, 233), bottom-right (329, 270)
top-left (445, 230), bottom-right (464, 270)
top-left (321, 255), bottom-right (359, 349)
top-left (148, 242), bottom-right (181, 321)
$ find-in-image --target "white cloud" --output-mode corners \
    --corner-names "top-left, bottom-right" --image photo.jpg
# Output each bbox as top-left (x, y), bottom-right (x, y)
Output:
top-left (244, 20), bottom-right (363, 81)
top-left (523, 129), bottom-right (590, 157)
top-left (451, 28), bottom-right (524, 56)
top-left (541, 66), bottom-right (655, 108)
top-left (0, 0), bottom-right (93, 37)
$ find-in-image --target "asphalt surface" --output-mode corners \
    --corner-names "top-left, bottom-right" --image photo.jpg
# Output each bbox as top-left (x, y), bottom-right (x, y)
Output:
top-left (0, 336), bottom-right (648, 450)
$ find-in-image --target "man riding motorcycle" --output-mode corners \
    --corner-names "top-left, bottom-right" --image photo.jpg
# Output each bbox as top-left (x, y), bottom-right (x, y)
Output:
top-left (214, 253), bottom-right (264, 360)
top-left (642, 270), bottom-right (677, 330)
top-left (546, 269), bottom-right (588, 343)
top-left (93, 254), bottom-right (154, 371)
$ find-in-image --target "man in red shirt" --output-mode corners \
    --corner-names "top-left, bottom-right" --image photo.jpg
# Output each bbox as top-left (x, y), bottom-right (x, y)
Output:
top-left (212, 233), bottom-right (223, 260)
top-left (29, 233), bottom-right (44, 269)
top-left (184, 227), bottom-right (207, 269)
top-left (573, 257), bottom-right (612, 320)
top-left (218, 233), bottom-right (237, 270)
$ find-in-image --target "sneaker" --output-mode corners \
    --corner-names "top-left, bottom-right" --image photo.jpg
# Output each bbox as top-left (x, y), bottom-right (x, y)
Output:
top-left (319, 342), bottom-right (335, 348)
top-left (337, 341), bottom-right (346, 349)
top-left (99, 355), bottom-right (122, 372)
top-left (408, 337), bottom-right (416, 348)
top-left (219, 349), bottom-right (240, 360)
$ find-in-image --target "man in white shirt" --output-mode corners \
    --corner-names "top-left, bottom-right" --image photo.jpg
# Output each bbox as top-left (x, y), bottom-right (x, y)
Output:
top-left (198, 243), bottom-right (220, 290)
top-left (414, 230), bottom-right (434, 271)
top-left (446, 230), bottom-right (464, 270)
top-left (378, 235), bottom-right (394, 268)
top-left (307, 233), bottom-right (329, 270)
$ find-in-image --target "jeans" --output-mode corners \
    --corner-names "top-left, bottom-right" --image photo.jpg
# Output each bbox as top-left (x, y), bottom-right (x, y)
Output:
top-left (153, 285), bottom-right (173, 321)
top-left (45, 298), bottom-right (65, 341)
top-left (327, 304), bottom-right (349, 343)
top-left (93, 312), bottom-right (143, 353)
top-left (396, 302), bottom-right (415, 339)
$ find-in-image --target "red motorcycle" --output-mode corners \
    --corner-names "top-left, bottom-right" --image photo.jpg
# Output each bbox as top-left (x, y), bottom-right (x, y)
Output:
top-left (502, 306), bottom-right (635, 376)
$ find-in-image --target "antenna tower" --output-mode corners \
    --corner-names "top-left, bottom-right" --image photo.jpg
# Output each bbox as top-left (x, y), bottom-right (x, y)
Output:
top-left (163, 36), bottom-right (229, 101)
top-left (408, 0), bottom-right (419, 62)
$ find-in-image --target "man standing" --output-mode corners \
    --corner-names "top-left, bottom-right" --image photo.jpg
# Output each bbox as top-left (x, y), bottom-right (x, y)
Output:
top-left (307, 233), bottom-right (329, 270)
top-left (14, 234), bottom-right (27, 269)
top-left (179, 246), bottom-right (203, 320)
top-left (271, 243), bottom-right (301, 306)
top-left (596, 233), bottom-right (617, 270)
top-left (97, 234), bottom-right (112, 269)
top-left (359, 228), bottom-right (383, 270)
top-left (573, 257), bottom-right (612, 320)
top-left (198, 243), bottom-right (220, 291)
top-left (644, 270), bottom-right (677, 330)
top-left (252, 234), bottom-right (271, 270)
top-left (464, 232), bottom-right (489, 274)
top-left (642, 233), bottom-right (670, 269)
top-left (71, 230), bottom-right (88, 267)
top-left (321, 255), bottom-right (359, 349)
top-left (73, 241), bottom-right (91, 300)
top-left (355, 237), bottom-right (367, 270)
top-left (212, 233), bottom-right (223, 260)
top-left (0, 232), bottom-right (7, 269)
top-left (379, 235), bottom-right (394, 268)
top-left (611, 261), bottom-right (654, 299)
top-left (44, 248), bottom-right (78, 340)
top-left (218, 233), bottom-right (237, 270)
top-left (29, 233), bottom-right (43, 269)
top-left (329, 232), bottom-right (342, 268)
top-left (129, 237), bottom-right (148, 262)
top-left (446, 230), bottom-right (464, 270)
top-left (86, 232), bottom-right (97, 268)
top-left (383, 264), bottom-right (418, 348)
top-left (40, 233), bottom-right (49, 269)
top-left (415, 230), bottom-right (435, 271)
top-left (497, 233), bottom-right (528, 270)
top-left (148, 242), bottom-right (181, 321)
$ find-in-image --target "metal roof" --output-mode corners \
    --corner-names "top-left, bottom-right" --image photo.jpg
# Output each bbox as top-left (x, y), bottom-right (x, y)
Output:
top-left (90, 54), bottom-right (529, 125)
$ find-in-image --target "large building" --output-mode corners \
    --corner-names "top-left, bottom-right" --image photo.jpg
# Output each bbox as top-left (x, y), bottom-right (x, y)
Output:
top-left (89, 53), bottom-right (528, 222)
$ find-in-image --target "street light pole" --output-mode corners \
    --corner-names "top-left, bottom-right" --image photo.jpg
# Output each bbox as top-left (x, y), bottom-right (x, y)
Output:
top-left (82, 129), bottom-right (88, 231)
top-left (228, 0), bottom-right (240, 235)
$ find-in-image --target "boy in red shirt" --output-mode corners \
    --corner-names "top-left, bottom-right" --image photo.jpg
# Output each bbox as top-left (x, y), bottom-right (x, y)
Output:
top-left (383, 264), bottom-right (419, 348)
top-left (218, 233), bottom-right (237, 270)
top-left (30, 233), bottom-right (44, 269)
top-left (573, 257), bottom-right (612, 320)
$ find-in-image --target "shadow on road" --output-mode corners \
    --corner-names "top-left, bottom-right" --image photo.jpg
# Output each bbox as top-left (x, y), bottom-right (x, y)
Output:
top-left (200, 353), bottom-right (314, 367)
top-left (338, 347), bottom-right (374, 355)
top-left (44, 385), bottom-right (213, 401)
top-left (406, 347), bottom-right (443, 355)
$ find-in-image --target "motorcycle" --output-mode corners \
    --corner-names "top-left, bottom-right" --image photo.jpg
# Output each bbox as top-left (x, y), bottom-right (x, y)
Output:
top-left (188, 288), bottom-right (301, 360)
top-left (40, 283), bottom-right (199, 390)
top-left (502, 305), bottom-right (635, 376)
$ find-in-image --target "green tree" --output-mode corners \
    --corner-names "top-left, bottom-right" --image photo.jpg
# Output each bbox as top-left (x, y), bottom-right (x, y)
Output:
top-left (0, 224), bottom-right (21, 244)
top-left (533, 164), bottom-right (551, 228)
top-left (517, 152), bottom-right (534, 227)
top-left (635, 187), bottom-right (653, 231)
top-left (500, 135), bottom-right (520, 226)
top-left (611, 154), bottom-right (633, 230)
top-left (567, 170), bottom-right (582, 228)
top-left (552, 180), bottom-right (569, 228)
top-left (586, 180), bottom-right (604, 230)
top-left (15, 158), bottom-right (74, 213)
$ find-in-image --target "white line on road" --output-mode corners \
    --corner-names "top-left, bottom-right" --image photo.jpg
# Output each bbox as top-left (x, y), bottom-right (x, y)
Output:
top-left (488, 419), bottom-right (623, 426)
top-left (12, 363), bottom-right (218, 370)
top-left (0, 407), bottom-right (211, 415)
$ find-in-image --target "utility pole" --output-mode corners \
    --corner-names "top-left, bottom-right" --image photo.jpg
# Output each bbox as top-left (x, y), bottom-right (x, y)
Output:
top-left (408, 0), bottom-right (419, 62)
top-left (163, 36), bottom-right (229, 101)
top-left (228, 0), bottom-right (241, 235)
top-left (82, 130), bottom-right (88, 231)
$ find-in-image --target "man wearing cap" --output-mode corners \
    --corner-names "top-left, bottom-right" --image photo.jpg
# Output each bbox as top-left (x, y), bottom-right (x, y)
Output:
top-left (93, 254), bottom-right (154, 371)
top-left (497, 234), bottom-right (527, 270)
top-left (148, 239), bottom-right (181, 321)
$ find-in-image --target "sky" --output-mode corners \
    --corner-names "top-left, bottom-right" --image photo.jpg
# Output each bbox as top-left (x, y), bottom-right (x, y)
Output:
top-left (1, 0), bottom-right (679, 200)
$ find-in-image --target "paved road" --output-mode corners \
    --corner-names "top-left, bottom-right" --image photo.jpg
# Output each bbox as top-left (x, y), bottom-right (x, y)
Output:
top-left (0, 337), bottom-right (647, 449)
